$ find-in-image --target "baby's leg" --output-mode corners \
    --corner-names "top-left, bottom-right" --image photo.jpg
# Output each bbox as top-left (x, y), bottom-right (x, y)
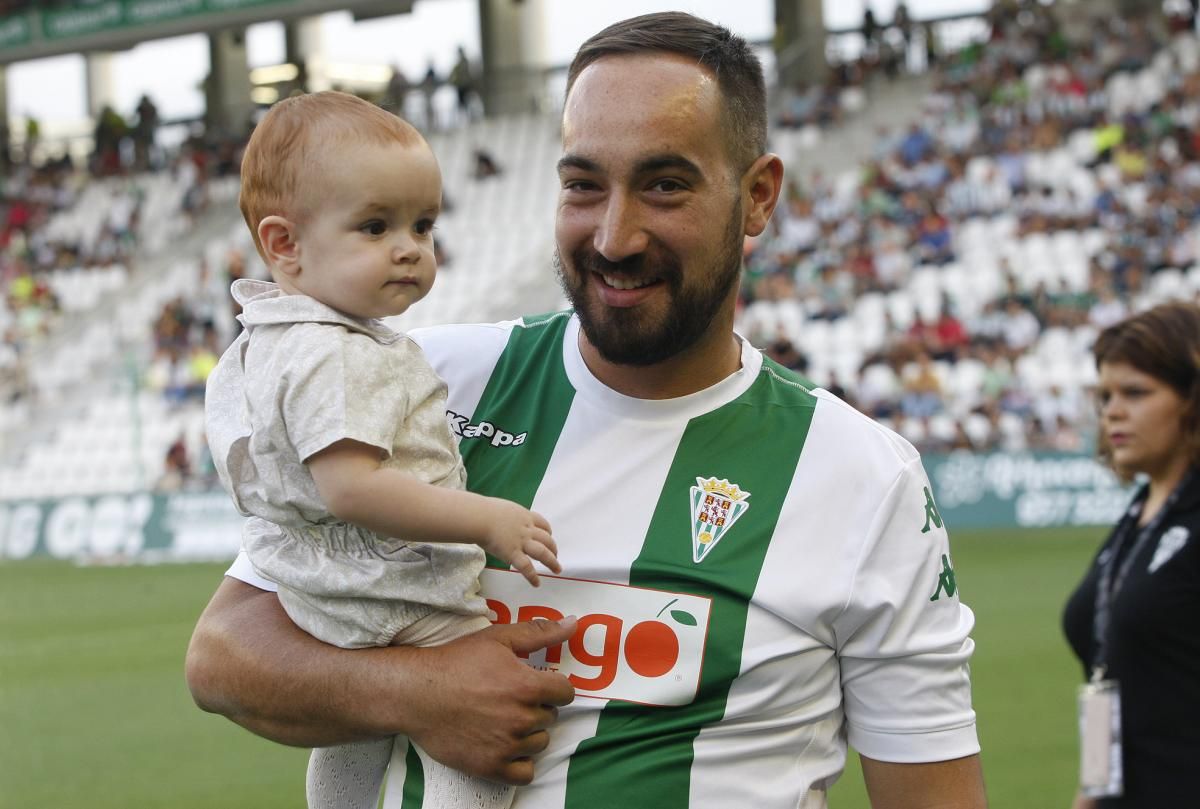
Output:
top-left (307, 738), bottom-right (394, 809)
top-left (417, 744), bottom-right (515, 809)
top-left (394, 611), bottom-right (515, 808)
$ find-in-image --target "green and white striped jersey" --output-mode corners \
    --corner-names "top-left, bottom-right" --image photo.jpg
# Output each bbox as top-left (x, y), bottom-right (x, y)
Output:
top-left (230, 312), bottom-right (979, 809)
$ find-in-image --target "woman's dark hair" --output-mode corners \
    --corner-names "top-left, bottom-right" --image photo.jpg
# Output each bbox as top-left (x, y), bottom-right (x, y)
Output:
top-left (1093, 300), bottom-right (1200, 476)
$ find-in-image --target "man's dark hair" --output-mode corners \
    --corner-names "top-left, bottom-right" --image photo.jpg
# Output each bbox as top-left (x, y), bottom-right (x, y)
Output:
top-left (566, 12), bottom-right (767, 171)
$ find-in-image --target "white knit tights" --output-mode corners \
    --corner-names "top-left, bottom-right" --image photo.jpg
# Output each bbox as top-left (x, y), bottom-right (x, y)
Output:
top-left (306, 738), bottom-right (515, 809)
top-left (307, 739), bottom-right (392, 809)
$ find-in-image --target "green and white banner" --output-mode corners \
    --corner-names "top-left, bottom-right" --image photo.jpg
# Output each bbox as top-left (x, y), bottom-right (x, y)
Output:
top-left (0, 452), bottom-right (1133, 562)
top-left (0, 13), bottom-right (32, 48)
top-left (0, 491), bottom-right (242, 562)
top-left (39, 0), bottom-right (275, 39)
top-left (924, 450), bottom-right (1131, 529)
top-left (0, 0), bottom-right (282, 45)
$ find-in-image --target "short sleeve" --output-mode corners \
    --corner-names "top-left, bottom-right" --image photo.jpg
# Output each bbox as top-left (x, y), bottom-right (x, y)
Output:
top-left (833, 457), bottom-right (979, 763)
top-left (278, 328), bottom-right (410, 462)
top-left (226, 550), bottom-right (277, 591)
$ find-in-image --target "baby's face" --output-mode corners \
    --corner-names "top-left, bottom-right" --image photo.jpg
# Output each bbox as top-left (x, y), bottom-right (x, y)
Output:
top-left (290, 139), bottom-right (442, 320)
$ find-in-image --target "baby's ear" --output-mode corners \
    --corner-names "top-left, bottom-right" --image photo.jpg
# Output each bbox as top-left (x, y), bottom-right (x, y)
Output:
top-left (258, 216), bottom-right (300, 277)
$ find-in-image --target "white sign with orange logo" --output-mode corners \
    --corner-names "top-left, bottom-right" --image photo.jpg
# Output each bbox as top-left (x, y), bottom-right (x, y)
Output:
top-left (481, 569), bottom-right (713, 707)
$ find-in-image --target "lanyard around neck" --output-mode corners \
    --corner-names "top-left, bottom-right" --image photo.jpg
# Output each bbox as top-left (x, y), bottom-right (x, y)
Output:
top-left (1090, 469), bottom-right (1193, 679)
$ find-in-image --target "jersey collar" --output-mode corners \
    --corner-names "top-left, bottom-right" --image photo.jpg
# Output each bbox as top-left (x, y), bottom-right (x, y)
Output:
top-left (561, 314), bottom-right (762, 421)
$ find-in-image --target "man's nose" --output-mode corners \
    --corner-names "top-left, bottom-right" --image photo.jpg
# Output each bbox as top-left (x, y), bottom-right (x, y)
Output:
top-left (593, 193), bottom-right (649, 262)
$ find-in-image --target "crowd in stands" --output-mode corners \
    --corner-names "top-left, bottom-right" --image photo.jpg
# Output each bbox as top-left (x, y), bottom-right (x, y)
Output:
top-left (741, 4), bottom-right (1200, 455)
top-left (778, 1), bottom-right (943, 132)
top-left (9, 3), bottom-right (1200, 498)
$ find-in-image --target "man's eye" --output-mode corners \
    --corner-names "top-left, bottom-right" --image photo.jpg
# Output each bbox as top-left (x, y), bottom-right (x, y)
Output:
top-left (361, 221), bottom-right (386, 236)
top-left (650, 179), bottom-right (684, 193)
top-left (563, 179), bottom-right (597, 192)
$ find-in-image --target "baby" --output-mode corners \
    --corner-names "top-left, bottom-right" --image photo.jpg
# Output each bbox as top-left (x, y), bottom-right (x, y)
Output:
top-left (204, 91), bottom-right (559, 809)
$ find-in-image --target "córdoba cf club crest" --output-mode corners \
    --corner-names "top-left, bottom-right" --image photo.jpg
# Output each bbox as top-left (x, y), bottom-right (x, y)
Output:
top-left (689, 477), bottom-right (751, 563)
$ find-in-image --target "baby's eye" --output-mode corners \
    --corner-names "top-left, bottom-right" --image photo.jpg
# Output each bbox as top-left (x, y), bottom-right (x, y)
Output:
top-left (414, 218), bottom-right (436, 236)
top-left (361, 220), bottom-right (387, 236)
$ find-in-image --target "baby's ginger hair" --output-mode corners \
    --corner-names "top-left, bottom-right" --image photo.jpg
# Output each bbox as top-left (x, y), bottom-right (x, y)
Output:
top-left (239, 91), bottom-right (426, 259)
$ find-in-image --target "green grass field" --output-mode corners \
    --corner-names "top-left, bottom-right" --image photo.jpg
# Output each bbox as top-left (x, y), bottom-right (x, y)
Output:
top-left (0, 527), bottom-right (1104, 808)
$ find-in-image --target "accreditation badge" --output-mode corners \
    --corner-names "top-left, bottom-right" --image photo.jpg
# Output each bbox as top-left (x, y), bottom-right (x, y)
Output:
top-left (1078, 678), bottom-right (1123, 798)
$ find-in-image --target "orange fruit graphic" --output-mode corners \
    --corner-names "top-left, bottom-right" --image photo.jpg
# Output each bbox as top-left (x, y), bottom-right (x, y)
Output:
top-left (623, 620), bottom-right (679, 678)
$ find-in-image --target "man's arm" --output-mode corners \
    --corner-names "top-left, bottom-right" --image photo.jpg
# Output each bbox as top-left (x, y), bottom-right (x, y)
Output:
top-left (861, 754), bottom-right (987, 809)
top-left (185, 577), bottom-right (576, 785)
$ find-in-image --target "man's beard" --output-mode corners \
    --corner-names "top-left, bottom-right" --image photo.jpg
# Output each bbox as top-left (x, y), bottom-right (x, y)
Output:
top-left (554, 204), bottom-right (744, 367)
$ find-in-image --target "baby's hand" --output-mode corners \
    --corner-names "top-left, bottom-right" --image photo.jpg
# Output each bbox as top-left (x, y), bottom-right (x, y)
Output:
top-left (481, 498), bottom-right (560, 586)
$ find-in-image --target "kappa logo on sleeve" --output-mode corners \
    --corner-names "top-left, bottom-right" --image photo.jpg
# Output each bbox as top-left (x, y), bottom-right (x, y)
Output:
top-left (481, 569), bottom-right (712, 707)
top-left (446, 409), bottom-right (527, 448)
top-left (920, 486), bottom-right (943, 534)
top-left (929, 554), bottom-right (958, 601)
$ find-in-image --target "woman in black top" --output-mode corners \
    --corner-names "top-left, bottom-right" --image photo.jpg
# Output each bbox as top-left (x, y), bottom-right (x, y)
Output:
top-left (1062, 301), bottom-right (1200, 808)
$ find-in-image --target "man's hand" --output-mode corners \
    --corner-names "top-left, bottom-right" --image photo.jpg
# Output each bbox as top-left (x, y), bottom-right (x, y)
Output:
top-left (186, 578), bottom-right (575, 784)
top-left (403, 617), bottom-right (577, 784)
top-left (480, 498), bottom-right (560, 587)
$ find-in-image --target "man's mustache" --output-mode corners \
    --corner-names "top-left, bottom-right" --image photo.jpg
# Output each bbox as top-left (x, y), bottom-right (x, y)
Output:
top-left (575, 249), bottom-right (650, 276)
top-left (571, 248), bottom-right (680, 283)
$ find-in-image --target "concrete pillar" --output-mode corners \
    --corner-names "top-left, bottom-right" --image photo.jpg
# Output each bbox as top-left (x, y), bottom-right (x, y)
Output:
top-left (774, 0), bottom-right (827, 91)
top-left (478, 0), bottom-right (548, 115)
top-left (283, 16), bottom-right (326, 94)
top-left (206, 28), bottom-right (254, 138)
top-left (85, 51), bottom-right (118, 119)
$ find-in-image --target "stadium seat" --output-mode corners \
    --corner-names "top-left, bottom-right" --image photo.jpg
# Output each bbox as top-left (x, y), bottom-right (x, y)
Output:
top-left (963, 412), bottom-right (992, 447)
top-left (1147, 267), bottom-right (1188, 303)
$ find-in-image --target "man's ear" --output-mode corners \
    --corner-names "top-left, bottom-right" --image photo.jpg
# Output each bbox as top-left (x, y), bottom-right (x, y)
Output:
top-left (258, 216), bottom-right (301, 277)
top-left (742, 153), bottom-right (784, 238)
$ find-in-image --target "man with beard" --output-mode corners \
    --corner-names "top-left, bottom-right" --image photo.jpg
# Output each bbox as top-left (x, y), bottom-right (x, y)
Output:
top-left (186, 12), bottom-right (986, 808)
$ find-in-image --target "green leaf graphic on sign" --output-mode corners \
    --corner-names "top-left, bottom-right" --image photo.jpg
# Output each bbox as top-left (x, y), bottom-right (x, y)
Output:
top-left (670, 610), bottom-right (697, 626)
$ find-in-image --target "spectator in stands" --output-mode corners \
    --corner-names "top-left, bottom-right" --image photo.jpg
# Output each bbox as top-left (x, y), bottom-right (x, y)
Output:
top-left (207, 90), bottom-right (558, 809)
top-left (922, 19), bottom-right (940, 69)
top-left (1089, 283), bottom-right (1128, 330)
top-left (1063, 301), bottom-right (1200, 809)
top-left (449, 46), bottom-right (477, 124)
top-left (157, 435), bottom-right (191, 492)
top-left (420, 61), bottom-right (440, 131)
top-left (133, 94), bottom-right (159, 170)
top-left (892, 2), bottom-right (912, 56)
top-left (999, 296), bottom-right (1042, 357)
top-left (22, 113), bottom-right (38, 165)
top-left (472, 147), bottom-right (502, 179)
top-left (861, 6), bottom-right (880, 58)
top-left (0, 119), bottom-right (10, 170)
top-left (777, 80), bottom-right (820, 129)
top-left (900, 350), bottom-right (944, 419)
top-left (383, 63), bottom-right (411, 117)
top-left (91, 104), bottom-right (126, 176)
